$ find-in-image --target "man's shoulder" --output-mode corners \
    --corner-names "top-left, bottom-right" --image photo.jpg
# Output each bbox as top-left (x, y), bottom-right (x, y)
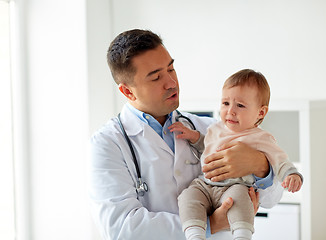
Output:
top-left (90, 117), bottom-right (120, 143)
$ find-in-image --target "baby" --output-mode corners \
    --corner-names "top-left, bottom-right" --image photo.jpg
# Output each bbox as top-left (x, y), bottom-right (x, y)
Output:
top-left (169, 69), bottom-right (303, 240)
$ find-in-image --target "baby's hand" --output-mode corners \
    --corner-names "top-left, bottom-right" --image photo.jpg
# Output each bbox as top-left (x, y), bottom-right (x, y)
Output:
top-left (281, 174), bottom-right (302, 193)
top-left (168, 122), bottom-right (200, 144)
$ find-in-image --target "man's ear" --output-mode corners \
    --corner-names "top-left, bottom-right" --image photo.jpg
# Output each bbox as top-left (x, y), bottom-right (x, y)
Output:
top-left (118, 83), bottom-right (136, 101)
top-left (259, 105), bottom-right (268, 119)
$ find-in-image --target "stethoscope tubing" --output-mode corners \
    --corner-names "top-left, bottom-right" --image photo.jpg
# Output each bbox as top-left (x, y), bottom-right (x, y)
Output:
top-left (117, 113), bottom-right (142, 179)
top-left (175, 110), bottom-right (196, 130)
top-left (116, 110), bottom-right (199, 196)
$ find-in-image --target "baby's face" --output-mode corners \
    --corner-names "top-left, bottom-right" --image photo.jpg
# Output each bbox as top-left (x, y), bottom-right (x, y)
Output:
top-left (220, 85), bottom-right (266, 132)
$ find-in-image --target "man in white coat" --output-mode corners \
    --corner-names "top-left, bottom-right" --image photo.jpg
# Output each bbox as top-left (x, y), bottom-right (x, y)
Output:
top-left (89, 29), bottom-right (283, 240)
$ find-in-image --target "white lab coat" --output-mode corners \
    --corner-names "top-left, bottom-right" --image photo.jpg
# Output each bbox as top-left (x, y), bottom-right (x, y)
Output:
top-left (89, 104), bottom-right (283, 240)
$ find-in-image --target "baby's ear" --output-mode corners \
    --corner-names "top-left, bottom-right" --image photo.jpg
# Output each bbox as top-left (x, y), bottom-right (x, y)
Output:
top-left (259, 105), bottom-right (268, 118)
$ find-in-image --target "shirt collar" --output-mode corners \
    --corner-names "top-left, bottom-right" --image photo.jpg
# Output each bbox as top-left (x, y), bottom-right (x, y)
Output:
top-left (126, 103), bottom-right (173, 127)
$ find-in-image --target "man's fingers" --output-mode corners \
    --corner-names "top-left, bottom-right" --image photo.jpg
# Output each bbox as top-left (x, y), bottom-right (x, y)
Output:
top-left (203, 151), bottom-right (224, 164)
top-left (210, 172), bottom-right (230, 182)
top-left (202, 157), bottom-right (230, 182)
top-left (220, 197), bottom-right (233, 211)
top-left (248, 187), bottom-right (259, 214)
top-left (217, 141), bottom-right (237, 152)
top-left (209, 197), bottom-right (233, 233)
top-left (203, 166), bottom-right (229, 181)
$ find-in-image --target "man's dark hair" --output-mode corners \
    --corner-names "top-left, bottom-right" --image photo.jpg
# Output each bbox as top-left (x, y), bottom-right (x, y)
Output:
top-left (107, 29), bottom-right (163, 84)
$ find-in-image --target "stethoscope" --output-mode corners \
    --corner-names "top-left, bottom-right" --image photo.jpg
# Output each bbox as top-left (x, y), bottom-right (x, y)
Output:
top-left (174, 110), bottom-right (201, 165)
top-left (116, 110), bottom-right (200, 196)
top-left (117, 113), bottom-right (149, 197)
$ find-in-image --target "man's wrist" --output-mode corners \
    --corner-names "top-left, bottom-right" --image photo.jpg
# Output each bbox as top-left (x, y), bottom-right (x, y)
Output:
top-left (253, 151), bottom-right (269, 178)
top-left (254, 165), bottom-right (274, 189)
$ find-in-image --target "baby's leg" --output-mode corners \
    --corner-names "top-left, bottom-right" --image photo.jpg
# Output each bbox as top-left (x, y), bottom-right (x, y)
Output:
top-left (178, 179), bottom-right (215, 240)
top-left (219, 184), bottom-right (255, 240)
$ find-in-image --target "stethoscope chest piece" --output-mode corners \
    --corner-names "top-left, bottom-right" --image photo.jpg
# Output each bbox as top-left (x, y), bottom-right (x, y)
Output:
top-left (136, 178), bottom-right (148, 196)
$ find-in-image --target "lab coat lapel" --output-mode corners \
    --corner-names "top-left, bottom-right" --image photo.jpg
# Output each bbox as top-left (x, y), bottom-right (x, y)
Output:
top-left (143, 125), bottom-right (174, 156)
top-left (172, 111), bottom-right (192, 166)
top-left (172, 110), bottom-right (202, 194)
top-left (120, 105), bottom-right (174, 157)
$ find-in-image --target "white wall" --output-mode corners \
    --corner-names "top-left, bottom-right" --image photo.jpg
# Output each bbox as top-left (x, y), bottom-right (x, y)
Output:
top-left (15, 0), bottom-right (93, 239)
top-left (86, 0), bottom-right (116, 135)
top-left (108, 0), bottom-right (326, 113)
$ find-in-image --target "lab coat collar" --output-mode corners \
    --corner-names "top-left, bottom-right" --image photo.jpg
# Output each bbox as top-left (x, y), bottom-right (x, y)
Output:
top-left (120, 104), bottom-right (175, 156)
top-left (119, 104), bottom-right (145, 136)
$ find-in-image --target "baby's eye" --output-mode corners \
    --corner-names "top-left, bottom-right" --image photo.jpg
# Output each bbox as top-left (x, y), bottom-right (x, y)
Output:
top-left (222, 101), bottom-right (229, 106)
top-left (237, 103), bottom-right (245, 108)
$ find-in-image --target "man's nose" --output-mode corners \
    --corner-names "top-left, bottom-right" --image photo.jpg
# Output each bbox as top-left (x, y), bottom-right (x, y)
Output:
top-left (165, 73), bottom-right (177, 89)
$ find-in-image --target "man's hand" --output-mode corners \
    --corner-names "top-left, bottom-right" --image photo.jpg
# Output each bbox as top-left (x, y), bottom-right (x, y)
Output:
top-left (202, 141), bottom-right (269, 182)
top-left (209, 187), bottom-right (259, 234)
top-left (248, 187), bottom-right (260, 214)
top-left (209, 197), bottom-right (233, 233)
